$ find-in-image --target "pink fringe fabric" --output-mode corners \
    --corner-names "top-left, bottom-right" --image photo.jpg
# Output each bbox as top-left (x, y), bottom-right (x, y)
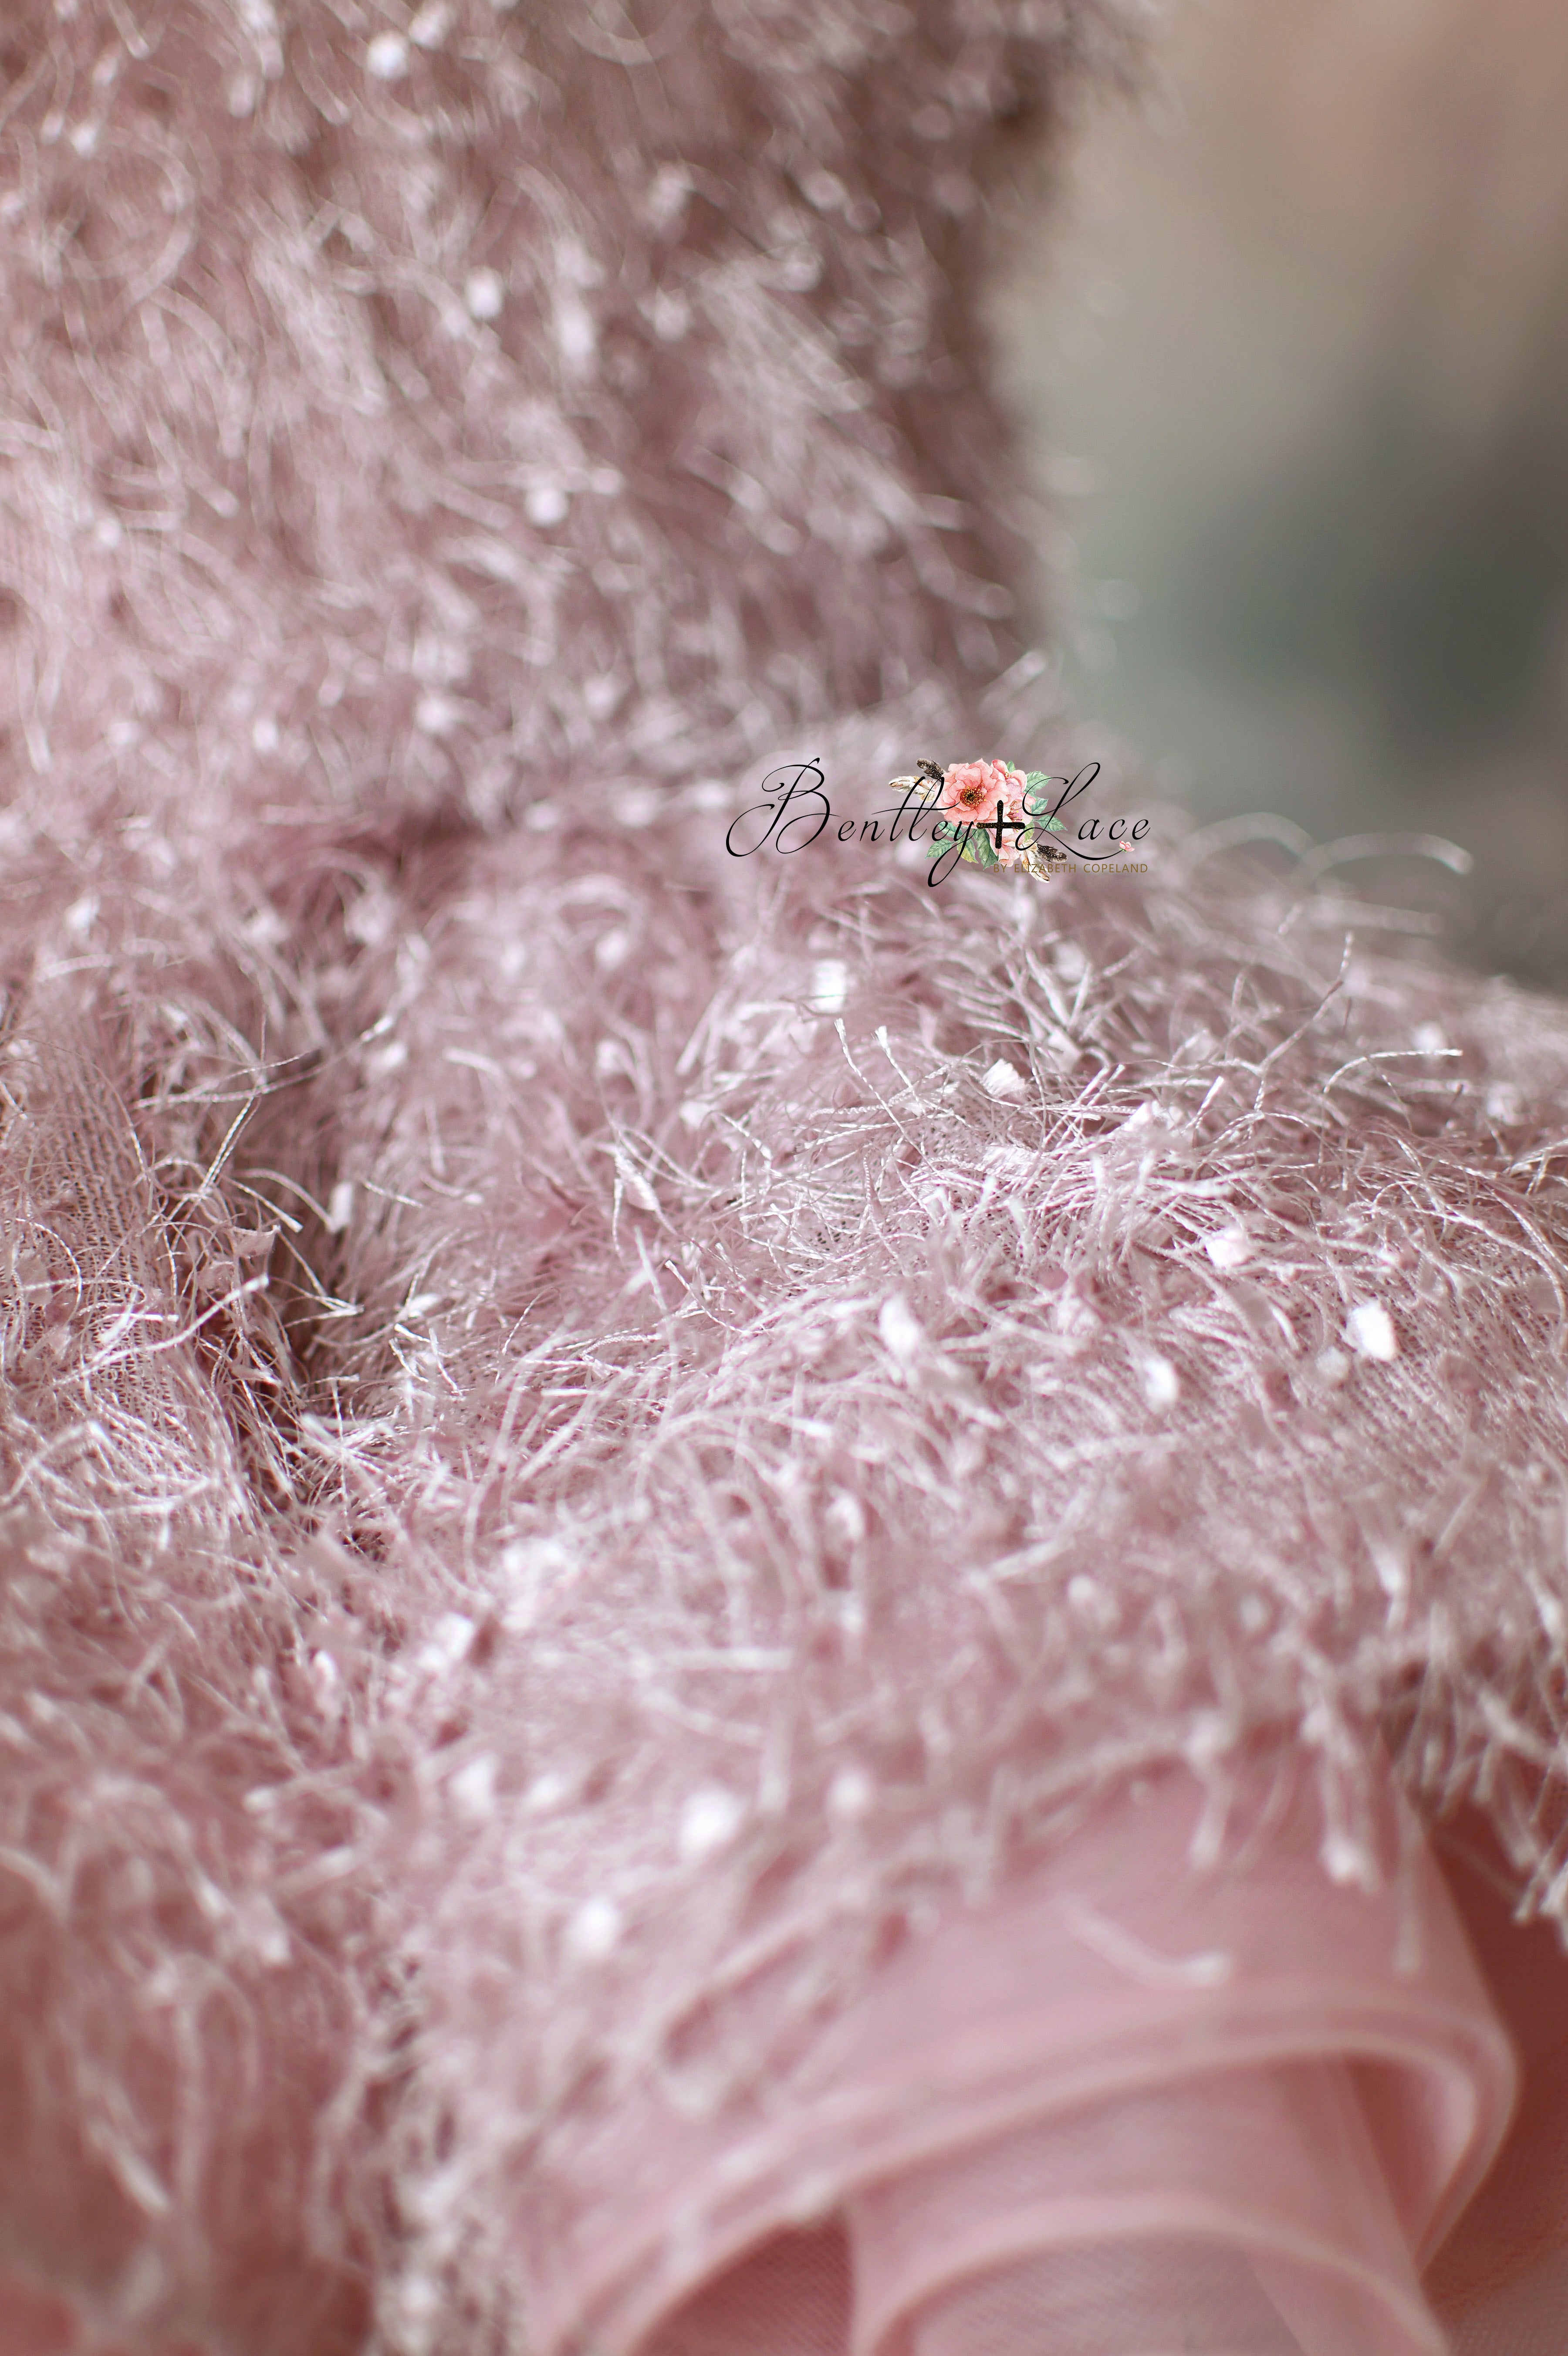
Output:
top-left (5, 4), bottom-right (1568, 2351)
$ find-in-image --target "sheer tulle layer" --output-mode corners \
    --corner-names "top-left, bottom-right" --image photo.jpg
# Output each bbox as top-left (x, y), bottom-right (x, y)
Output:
top-left (523, 1754), bottom-right (1514, 2356)
top-left (1425, 1832), bottom-right (1568, 2353)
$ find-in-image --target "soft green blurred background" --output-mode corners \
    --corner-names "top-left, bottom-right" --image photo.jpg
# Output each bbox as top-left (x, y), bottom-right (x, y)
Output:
top-left (991, 0), bottom-right (1568, 986)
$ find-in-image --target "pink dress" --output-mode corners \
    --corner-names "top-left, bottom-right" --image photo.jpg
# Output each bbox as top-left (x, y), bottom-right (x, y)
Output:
top-left (1, 4), bottom-right (1567, 2351)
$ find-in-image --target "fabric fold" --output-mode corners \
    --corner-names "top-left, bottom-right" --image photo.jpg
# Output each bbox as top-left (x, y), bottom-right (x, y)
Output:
top-left (531, 1750), bottom-right (1514, 2356)
top-left (849, 2059), bottom-right (1446, 2356)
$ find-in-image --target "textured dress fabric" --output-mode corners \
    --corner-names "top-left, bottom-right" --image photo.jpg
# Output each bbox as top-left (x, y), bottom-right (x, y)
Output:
top-left (3, 5), bottom-right (1568, 2353)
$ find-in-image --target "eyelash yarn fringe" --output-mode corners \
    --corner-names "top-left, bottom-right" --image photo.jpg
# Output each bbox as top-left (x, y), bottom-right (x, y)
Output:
top-left (3, 6), bottom-right (1568, 2351)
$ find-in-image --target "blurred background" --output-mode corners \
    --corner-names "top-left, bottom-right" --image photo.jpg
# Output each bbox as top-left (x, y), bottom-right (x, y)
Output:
top-left (990, 0), bottom-right (1568, 988)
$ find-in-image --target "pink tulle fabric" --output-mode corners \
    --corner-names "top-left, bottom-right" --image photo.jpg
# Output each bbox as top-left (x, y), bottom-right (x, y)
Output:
top-left (532, 1750), bottom-right (1515, 2356)
top-left (7, 5), bottom-right (1568, 2353)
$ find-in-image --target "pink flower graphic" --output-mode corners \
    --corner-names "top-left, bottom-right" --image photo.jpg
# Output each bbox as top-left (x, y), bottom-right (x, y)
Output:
top-left (939, 758), bottom-right (1030, 862)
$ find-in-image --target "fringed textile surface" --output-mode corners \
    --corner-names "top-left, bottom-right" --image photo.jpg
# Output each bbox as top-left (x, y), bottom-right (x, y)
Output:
top-left (3, 5), bottom-right (1568, 2353)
